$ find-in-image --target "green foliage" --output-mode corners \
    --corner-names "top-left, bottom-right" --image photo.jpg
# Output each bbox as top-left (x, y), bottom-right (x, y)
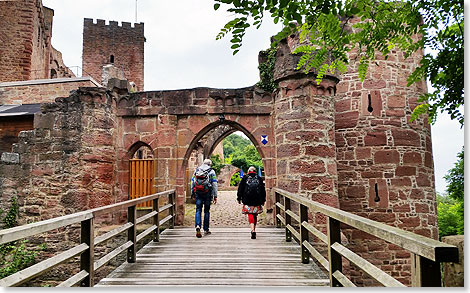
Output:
top-left (230, 171), bottom-right (242, 186)
top-left (223, 134), bottom-right (251, 158)
top-left (444, 147), bottom-right (464, 202)
top-left (436, 149), bottom-right (464, 238)
top-left (214, 0), bottom-right (464, 126)
top-left (210, 154), bottom-right (224, 175)
top-left (437, 194), bottom-right (464, 238)
top-left (0, 241), bottom-right (46, 279)
top-left (257, 47), bottom-right (277, 92)
top-left (3, 196), bottom-right (18, 229)
top-left (0, 196), bottom-right (46, 279)
top-left (222, 133), bottom-right (264, 184)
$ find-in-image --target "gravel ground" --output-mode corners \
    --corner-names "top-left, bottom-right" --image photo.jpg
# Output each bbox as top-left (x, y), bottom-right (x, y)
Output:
top-left (182, 190), bottom-right (274, 228)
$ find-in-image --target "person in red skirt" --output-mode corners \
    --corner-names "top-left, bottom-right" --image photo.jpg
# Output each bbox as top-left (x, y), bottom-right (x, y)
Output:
top-left (237, 166), bottom-right (266, 239)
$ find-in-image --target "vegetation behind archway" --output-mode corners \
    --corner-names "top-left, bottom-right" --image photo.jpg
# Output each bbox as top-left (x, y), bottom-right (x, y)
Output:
top-left (210, 132), bottom-right (264, 187)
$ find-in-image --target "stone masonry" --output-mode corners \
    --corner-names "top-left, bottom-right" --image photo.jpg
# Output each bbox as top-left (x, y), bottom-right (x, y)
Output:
top-left (82, 19), bottom-right (145, 91)
top-left (0, 77), bottom-right (100, 105)
top-left (0, 9), bottom-right (438, 286)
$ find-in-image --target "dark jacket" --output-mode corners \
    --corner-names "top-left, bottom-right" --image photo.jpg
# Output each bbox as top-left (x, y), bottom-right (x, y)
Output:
top-left (237, 172), bottom-right (266, 206)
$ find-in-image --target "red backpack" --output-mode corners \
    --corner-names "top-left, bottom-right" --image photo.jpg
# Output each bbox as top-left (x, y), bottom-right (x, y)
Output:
top-left (193, 168), bottom-right (212, 194)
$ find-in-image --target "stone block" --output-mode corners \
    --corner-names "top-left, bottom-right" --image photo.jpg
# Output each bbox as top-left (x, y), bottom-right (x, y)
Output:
top-left (277, 144), bottom-right (300, 158)
top-left (442, 235), bottom-right (464, 287)
top-left (289, 160), bottom-right (326, 174)
top-left (392, 129), bottom-right (420, 147)
top-left (374, 150), bottom-right (400, 164)
top-left (364, 131), bottom-right (387, 146)
top-left (336, 111), bottom-right (359, 129)
top-left (395, 165), bottom-right (416, 176)
top-left (1, 152), bottom-right (19, 164)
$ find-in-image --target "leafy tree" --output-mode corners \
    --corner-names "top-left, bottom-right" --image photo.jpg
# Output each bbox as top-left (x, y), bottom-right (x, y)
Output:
top-left (210, 154), bottom-right (224, 175)
top-left (230, 171), bottom-right (242, 186)
top-left (214, 0), bottom-right (464, 126)
top-left (223, 134), bottom-right (251, 158)
top-left (221, 134), bottom-right (264, 184)
top-left (436, 193), bottom-right (463, 238)
top-left (444, 147), bottom-right (464, 202)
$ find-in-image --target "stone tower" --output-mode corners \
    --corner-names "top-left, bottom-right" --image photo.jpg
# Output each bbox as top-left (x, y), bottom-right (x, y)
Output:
top-left (82, 19), bottom-right (145, 91)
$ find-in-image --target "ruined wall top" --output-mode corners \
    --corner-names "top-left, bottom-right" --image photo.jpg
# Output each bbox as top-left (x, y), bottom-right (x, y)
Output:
top-left (273, 33), bottom-right (340, 84)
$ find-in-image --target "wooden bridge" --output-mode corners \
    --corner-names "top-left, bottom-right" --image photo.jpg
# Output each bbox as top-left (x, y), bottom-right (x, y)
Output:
top-left (97, 227), bottom-right (329, 287)
top-left (0, 189), bottom-right (459, 287)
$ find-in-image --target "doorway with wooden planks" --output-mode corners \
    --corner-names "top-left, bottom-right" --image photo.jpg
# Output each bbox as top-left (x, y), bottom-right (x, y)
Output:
top-left (129, 145), bottom-right (156, 208)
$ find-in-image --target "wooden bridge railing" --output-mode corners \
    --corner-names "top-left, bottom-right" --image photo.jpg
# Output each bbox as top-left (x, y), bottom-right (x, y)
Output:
top-left (274, 188), bottom-right (459, 287)
top-left (0, 189), bottom-right (176, 287)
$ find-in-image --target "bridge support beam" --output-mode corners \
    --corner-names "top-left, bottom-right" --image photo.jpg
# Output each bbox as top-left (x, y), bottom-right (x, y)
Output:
top-left (127, 206), bottom-right (137, 263)
top-left (300, 204), bottom-right (310, 264)
top-left (327, 217), bottom-right (342, 287)
top-left (285, 197), bottom-right (292, 242)
top-left (80, 218), bottom-right (94, 287)
top-left (411, 254), bottom-right (442, 287)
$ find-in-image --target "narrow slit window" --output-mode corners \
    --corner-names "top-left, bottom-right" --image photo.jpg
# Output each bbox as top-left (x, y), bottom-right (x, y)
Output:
top-left (374, 183), bottom-right (380, 202)
top-left (367, 93), bottom-right (373, 113)
top-left (110, 55), bottom-right (115, 64)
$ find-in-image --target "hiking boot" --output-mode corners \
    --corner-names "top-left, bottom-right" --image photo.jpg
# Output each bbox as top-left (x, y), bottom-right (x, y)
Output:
top-left (204, 230), bottom-right (211, 236)
top-left (196, 227), bottom-right (202, 238)
top-left (251, 231), bottom-right (256, 239)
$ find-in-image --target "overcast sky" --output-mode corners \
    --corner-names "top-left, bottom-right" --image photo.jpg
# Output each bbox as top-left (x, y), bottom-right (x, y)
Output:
top-left (42, 0), bottom-right (464, 194)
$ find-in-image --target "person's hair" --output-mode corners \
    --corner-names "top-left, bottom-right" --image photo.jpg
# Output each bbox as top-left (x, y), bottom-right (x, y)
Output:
top-left (203, 159), bottom-right (212, 166)
top-left (248, 166), bottom-right (256, 173)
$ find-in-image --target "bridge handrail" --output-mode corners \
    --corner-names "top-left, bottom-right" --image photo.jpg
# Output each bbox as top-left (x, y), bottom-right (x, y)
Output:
top-left (0, 190), bottom-right (173, 245)
top-left (273, 188), bottom-right (459, 287)
top-left (0, 189), bottom-right (176, 287)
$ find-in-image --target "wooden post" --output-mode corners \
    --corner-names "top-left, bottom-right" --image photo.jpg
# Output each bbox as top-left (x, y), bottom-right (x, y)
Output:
top-left (285, 196), bottom-right (291, 242)
top-left (169, 192), bottom-right (175, 229)
top-left (411, 254), bottom-right (442, 287)
top-left (327, 217), bottom-right (342, 287)
top-left (80, 218), bottom-right (94, 287)
top-left (299, 203), bottom-right (309, 264)
top-left (127, 205), bottom-right (137, 263)
top-left (153, 197), bottom-right (160, 242)
top-left (275, 192), bottom-right (281, 228)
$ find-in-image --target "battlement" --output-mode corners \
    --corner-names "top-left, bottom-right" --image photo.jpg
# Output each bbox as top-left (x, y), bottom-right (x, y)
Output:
top-left (82, 17), bottom-right (145, 91)
top-left (83, 18), bottom-right (144, 32)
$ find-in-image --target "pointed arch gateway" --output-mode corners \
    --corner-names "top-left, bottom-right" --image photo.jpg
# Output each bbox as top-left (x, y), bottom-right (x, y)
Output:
top-left (175, 115), bottom-right (275, 225)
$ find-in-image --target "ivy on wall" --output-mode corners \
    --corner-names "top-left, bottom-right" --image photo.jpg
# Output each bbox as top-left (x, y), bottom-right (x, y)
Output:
top-left (256, 47), bottom-right (277, 92)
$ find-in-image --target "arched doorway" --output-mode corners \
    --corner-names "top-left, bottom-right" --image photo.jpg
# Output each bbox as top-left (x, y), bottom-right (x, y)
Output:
top-left (128, 142), bottom-right (156, 208)
top-left (178, 118), bottom-right (273, 225)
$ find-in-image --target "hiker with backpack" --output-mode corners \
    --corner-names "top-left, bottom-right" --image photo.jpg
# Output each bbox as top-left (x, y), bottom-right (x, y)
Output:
top-left (237, 166), bottom-right (266, 239)
top-left (191, 158), bottom-right (218, 238)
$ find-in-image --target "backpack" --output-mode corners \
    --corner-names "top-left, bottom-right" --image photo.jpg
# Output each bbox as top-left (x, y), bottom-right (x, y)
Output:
top-left (193, 168), bottom-right (212, 194)
top-left (244, 175), bottom-right (260, 198)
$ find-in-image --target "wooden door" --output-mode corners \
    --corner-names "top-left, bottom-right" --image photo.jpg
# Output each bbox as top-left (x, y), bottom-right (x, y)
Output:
top-left (129, 159), bottom-right (156, 208)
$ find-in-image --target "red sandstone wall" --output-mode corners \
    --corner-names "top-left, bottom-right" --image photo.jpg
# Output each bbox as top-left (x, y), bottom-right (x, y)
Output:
top-left (0, 0), bottom-right (53, 82)
top-left (333, 18), bottom-right (434, 286)
top-left (0, 78), bottom-right (99, 104)
top-left (116, 87), bottom-right (275, 224)
top-left (82, 19), bottom-right (145, 91)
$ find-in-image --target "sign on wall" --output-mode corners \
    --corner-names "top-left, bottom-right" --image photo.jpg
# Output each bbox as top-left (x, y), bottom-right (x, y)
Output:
top-left (261, 135), bottom-right (268, 145)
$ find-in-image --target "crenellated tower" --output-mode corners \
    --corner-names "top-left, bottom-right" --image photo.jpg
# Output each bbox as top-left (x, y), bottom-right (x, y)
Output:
top-left (82, 18), bottom-right (145, 91)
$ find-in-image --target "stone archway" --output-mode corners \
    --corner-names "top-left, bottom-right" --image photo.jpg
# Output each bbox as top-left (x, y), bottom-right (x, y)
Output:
top-left (177, 117), bottom-right (274, 224)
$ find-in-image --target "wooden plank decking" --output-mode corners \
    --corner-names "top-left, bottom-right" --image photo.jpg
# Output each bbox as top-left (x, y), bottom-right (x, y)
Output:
top-left (96, 227), bottom-right (329, 287)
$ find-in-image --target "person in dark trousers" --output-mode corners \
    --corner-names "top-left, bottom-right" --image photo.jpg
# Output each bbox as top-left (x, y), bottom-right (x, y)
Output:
top-left (191, 159), bottom-right (218, 238)
top-left (237, 166), bottom-right (266, 239)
